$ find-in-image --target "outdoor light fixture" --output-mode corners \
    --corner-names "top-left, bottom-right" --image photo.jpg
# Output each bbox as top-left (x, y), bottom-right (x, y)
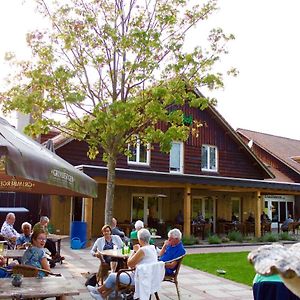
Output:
top-left (156, 194), bottom-right (167, 198)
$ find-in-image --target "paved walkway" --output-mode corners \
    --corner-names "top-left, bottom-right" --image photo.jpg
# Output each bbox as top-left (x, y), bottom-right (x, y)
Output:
top-left (51, 240), bottom-right (255, 300)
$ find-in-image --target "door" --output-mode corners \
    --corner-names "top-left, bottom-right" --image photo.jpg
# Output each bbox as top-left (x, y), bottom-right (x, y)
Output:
top-left (192, 196), bottom-right (215, 230)
top-left (131, 194), bottom-right (162, 226)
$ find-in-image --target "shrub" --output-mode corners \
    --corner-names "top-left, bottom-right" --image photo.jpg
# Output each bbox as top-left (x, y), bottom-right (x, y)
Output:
top-left (221, 236), bottom-right (230, 243)
top-left (258, 232), bottom-right (279, 242)
top-left (208, 234), bottom-right (222, 244)
top-left (228, 231), bottom-right (243, 243)
top-left (279, 232), bottom-right (296, 241)
top-left (182, 235), bottom-right (197, 245)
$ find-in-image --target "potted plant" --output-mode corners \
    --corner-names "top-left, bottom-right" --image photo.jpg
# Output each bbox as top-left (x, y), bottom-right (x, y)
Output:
top-left (150, 228), bottom-right (157, 236)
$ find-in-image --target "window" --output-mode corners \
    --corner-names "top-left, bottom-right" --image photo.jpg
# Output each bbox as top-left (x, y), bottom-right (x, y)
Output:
top-left (128, 136), bottom-right (150, 165)
top-left (201, 145), bottom-right (218, 171)
top-left (170, 142), bottom-right (183, 173)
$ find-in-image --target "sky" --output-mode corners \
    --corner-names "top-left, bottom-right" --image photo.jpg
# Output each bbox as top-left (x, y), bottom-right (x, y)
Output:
top-left (0, 0), bottom-right (299, 140)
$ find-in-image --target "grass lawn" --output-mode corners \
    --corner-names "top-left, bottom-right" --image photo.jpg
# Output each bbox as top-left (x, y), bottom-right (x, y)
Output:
top-left (183, 251), bottom-right (256, 286)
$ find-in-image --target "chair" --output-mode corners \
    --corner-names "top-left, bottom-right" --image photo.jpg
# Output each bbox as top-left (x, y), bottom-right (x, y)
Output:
top-left (11, 264), bottom-right (61, 277)
top-left (131, 239), bottom-right (139, 246)
top-left (163, 254), bottom-right (185, 299)
top-left (115, 261), bottom-right (165, 300)
top-left (96, 261), bottom-right (110, 285)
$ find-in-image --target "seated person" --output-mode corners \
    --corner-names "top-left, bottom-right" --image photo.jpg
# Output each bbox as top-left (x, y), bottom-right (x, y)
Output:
top-left (33, 216), bottom-right (64, 263)
top-left (193, 211), bottom-right (206, 224)
top-left (247, 212), bottom-right (255, 223)
top-left (260, 212), bottom-right (271, 224)
top-left (0, 255), bottom-right (18, 278)
top-left (87, 228), bottom-right (158, 300)
top-left (1, 213), bottom-right (19, 249)
top-left (253, 273), bottom-right (300, 300)
top-left (231, 214), bottom-right (239, 223)
top-left (281, 214), bottom-right (294, 232)
top-left (159, 228), bottom-right (186, 275)
top-left (91, 224), bottom-right (123, 266)
top-left (16, 222), bottom-right (32, 249)
top-left (22, 229), bottom-right (50, 277)
top-left (175, 210), bottom-right (184, 226)
top-left (111, 218), bottom-right (130, 243)
top-left (130, 220), bottom-right (144, 239)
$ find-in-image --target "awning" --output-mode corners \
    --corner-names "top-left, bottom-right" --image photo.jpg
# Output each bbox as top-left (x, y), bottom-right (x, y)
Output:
top-left (0, 118), bottom-right (97, 198)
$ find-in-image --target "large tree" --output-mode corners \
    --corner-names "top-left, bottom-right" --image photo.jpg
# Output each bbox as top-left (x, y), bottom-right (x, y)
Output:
top-left (0, 0), bottom-right (236, 224)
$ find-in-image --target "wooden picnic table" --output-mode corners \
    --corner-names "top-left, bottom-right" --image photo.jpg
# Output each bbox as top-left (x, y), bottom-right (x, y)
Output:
top-left (48, 234), bottom-right (69, 258)
top-left (3, 249), bottom-right (25, 260)
top-left (0, 276), bottom-right (79, 299)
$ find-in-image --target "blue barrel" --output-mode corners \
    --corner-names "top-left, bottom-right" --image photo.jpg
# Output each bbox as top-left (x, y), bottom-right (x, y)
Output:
top-left (70, 221), bottom-right (87, 249)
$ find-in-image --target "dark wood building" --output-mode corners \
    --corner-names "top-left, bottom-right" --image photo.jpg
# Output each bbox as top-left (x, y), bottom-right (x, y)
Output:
top-left (47, 104), bottom-right (300, 239)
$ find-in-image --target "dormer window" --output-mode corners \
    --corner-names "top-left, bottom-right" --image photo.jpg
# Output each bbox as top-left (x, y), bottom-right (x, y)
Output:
top-left (128, 136), bottom-right (150, 165)
top-left (201, 144), bottom-right (218, 172)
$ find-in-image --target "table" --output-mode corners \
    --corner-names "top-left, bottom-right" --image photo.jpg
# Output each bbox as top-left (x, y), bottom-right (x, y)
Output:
top-left (150, 235), bottom-right (161, 239)
top-left (48, 234), bottom-right (69, 258)
top-left (99, 249), bottom-right (133, 260)
top-left (3, 250), bottom-right (25, 260)
top-left (0, 276), bottom-right (79, 299)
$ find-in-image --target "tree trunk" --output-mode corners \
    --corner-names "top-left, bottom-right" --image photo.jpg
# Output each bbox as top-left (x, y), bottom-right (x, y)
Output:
top-left (104, 156), bottom-right (117, 224)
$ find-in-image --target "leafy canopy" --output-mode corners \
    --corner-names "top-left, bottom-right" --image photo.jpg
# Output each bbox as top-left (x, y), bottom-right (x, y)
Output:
top-left (0, 0), bottom-right (236, 160)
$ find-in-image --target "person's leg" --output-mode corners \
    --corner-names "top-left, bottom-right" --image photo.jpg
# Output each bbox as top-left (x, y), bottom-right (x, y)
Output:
top-left (45, 239), bottom-right (57, 256)
top-left (98, 272), bottom-right (133, 297)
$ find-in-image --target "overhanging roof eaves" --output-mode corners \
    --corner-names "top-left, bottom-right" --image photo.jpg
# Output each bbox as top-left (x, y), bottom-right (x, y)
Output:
top-left (78, 165), bottom-right (300, 194)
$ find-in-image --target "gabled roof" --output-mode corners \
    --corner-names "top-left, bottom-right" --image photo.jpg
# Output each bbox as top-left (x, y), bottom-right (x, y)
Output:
top-left (236, 128), bottom-right (300, 177)
top-left (47, 101), bottom-right (274, 179)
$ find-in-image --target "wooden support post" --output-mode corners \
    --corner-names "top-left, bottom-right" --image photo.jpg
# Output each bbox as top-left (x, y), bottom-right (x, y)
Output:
top-left (84, 197), bottom-right (93, 241)
top-left (183, 185), bottom-right (191, 237)
top-left (255, 191), bottom-right (261, 238)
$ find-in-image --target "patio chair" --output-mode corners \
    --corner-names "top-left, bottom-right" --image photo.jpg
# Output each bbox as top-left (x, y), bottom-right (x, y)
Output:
top-left (163, 254), bottom-right (186, 299)
top-left (96, 261), bottom-right (110, 285)
top-left (115, 261), bottom-right (165, 300)
top-left (11, 264), bottom-right (61, 277)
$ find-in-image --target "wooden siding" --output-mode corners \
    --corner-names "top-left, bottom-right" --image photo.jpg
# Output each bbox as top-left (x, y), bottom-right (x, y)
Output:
top-left (56, 105), bottom-right (267, 180)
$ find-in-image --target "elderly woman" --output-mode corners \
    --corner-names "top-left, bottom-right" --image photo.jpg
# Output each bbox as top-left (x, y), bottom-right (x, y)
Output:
top-left (22, 229), bottom-right (50, 277)
top-left (91, 224), bottom-right (123, 262)
top-left (33, 216), bottom-right (63, 264)
top-left (88, 228), bottom-right (157, 300)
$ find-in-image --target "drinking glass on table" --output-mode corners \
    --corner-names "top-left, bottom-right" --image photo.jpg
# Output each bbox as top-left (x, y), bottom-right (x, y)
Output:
top-left (113, 244), bottom-right (118, 254)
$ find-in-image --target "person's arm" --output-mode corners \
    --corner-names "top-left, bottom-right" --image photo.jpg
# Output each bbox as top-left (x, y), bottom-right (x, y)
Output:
top-left (91, 238), bottom-right (101, 257)
top-left (40, 257), bottom-right (51, 272)
top-left (127, 244), bottom-right (144, 268)
top-left (165, 260), bottom-right (178, 269)
top-left (159, 240), bottom-right (169, 257)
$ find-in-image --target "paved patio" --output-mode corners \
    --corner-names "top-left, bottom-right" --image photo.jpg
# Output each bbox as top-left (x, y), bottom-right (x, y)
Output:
top-left (51, 239), bottom-right (254, 300)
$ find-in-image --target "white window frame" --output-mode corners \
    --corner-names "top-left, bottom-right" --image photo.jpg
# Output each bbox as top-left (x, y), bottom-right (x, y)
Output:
top-left (169, 141), bottom-right (184, 173)
top-left (128, 136), bottom-right (150, 166)
top-left (201, 144), bottom-right (218, 172)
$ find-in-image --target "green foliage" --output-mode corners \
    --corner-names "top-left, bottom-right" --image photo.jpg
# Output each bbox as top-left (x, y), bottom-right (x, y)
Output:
top-left (182, 235), bottom-right (197, 245)
top-left (208, 234), bottom-right (222, 244)
top-left (278, 232), bottom-right (297, 241)
top-left (227, 231), bottom-right (244, 243)
top-left (183, 252), bottom-right (255, 286)
top-left (0, 0), bottom-right (235, 223)
top-left (257, 233), bottom-right (279, 243)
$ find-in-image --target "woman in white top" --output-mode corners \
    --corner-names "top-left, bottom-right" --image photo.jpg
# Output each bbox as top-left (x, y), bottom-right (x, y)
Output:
top-left (88, 228), bottom-right (157, 299)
